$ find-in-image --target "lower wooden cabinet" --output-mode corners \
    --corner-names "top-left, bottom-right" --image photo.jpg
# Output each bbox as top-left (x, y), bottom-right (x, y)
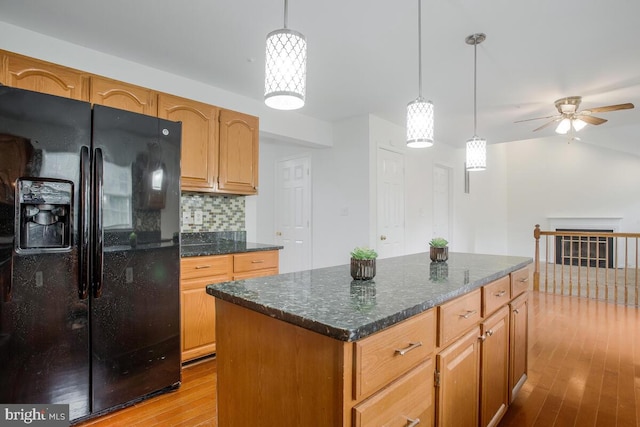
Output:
top-left (233, 250), bottom-right (279, 280)
top-left (509, 292), bottom-right (529, 401)
top-left (480, 306), bottom-right (510, 427)
top-left (353, 359), bottom-right (434, 427)
top-left (180, 250), bottom-right (280, 362)
top-left (180, 255), bottom-right (232, 362)
top-left (435, 326), bottom-right (481, 427)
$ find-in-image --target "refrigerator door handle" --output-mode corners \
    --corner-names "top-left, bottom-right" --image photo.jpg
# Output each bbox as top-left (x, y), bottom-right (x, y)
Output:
top-left (79, 146), bottom-right (90, 300)
top-left (92, 148), bottom-right (104, 298)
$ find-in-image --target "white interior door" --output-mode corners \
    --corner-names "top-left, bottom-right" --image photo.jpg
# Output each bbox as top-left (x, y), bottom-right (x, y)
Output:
top-left (433, 164), bottom-right (452, 241)
top-left (275, 156), bottom-right (311, 273)
top-left (377, 148), bottom-right (405, 258)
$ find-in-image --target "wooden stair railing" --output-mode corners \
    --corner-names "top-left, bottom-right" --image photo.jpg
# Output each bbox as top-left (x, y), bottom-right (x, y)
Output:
top-left (533, 224), bottom-right (640, 306)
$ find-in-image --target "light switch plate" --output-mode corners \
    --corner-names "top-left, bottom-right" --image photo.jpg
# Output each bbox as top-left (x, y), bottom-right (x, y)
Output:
top-left (182, 210), bottom-right (192, 224)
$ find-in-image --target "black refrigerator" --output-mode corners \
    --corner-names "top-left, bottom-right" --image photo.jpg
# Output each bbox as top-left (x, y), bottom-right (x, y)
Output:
top-left (0, 86), bottom-right (181, 422)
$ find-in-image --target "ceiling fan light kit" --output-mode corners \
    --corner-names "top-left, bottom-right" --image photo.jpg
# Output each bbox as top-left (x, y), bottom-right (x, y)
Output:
top-left (465, 33), bottom-right (487, 171)
top-left (516, 95), bottom-right (635, 135)
top-left (406, 0), bottom-right (435, 148)
top-left (264, 0), bottom-right (307, 110)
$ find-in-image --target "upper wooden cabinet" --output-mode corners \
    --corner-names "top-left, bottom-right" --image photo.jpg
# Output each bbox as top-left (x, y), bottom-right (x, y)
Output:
top-left (157, 93), bottom-right (219, 192)
top-left (89, 76), bottom-right (157, 115)
top-left (218, 109), bottom-right (259, 195)
top-left (1, 51), bottom-right (88, 100)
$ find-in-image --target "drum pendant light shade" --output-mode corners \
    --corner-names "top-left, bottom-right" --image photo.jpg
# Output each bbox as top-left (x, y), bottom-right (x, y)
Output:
top-left (466, 136), bottom-right (487, 171)
top-left (407, 97), bottom-right (434, 147)
top-left (406, 0), bottom-right (434, 148)
top-left (264, 0), bottom-right (307, 110)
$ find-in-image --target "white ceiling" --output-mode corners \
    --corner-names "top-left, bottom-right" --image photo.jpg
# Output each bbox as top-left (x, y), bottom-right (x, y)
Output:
top-left (1, 0), bottom-right (639, 150)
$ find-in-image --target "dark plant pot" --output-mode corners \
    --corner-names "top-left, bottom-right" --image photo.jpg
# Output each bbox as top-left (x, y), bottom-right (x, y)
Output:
top-left (350, 258), bottom-right (376, 280)
top-left (429, 246), bottom-right (448, 262)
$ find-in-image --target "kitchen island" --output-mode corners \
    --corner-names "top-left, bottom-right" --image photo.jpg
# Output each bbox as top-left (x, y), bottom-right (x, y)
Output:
top-left (207, 252), bottom-right (532, 427)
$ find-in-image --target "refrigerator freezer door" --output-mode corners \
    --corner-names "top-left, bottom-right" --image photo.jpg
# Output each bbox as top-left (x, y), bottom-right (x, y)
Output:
top-left (90, 105), bottom-right (181, 414)
top-left (0, 87), bottom-right (92, 420)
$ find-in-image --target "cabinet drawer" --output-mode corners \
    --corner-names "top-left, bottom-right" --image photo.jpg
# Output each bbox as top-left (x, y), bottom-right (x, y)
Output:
top-left (354, 309), bottom-right (435, 400)
top-left (482, 276), bottom-right (511, 317)
top-left (233, 250), bottom-right (279, 273)
top-left (353, 358), bottom-right (434, 427)
top-left (510, 266), bottom-right (530, 297)
top-left (181, 255), bottom-right (232, 281)
top-left (438, 288), bottom-right (481, 347)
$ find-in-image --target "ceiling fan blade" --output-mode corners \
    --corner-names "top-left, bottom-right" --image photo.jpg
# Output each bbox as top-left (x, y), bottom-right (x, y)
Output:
top-left (514, 114), bottom-right (560, 123)
top-left (584, 103), bottom-right (634, 113)
top-left (532, 118), bottom-right (561, 132)
top-left (579, 115), bottom-right (607, 125)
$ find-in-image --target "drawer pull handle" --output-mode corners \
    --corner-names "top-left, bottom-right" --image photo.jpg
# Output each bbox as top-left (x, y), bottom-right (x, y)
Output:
top-left (494, 290), bottom-right (506, 297)
top-left (251, 260), bottom-right (265, 264)
top-left (395, 341), bottom-right (423, 356)
top-left (519, 277), bottom-right (529, 283)
top-left (195, 265), bottom-right (212, 269)
top-left (486, 329), bottom-right (494, 337)
top-left (459, 309), bottom-right (477, 319)
top-left (406, 418), bottom-right (421, 427)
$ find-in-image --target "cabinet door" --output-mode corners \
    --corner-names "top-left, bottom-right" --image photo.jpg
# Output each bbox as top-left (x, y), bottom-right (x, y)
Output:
top-left (1, 51), bottom-right (88, 100)
top-left (509, 292), bottom-right (528, 402)
top-left (181, 280), bottom-right (216, 362)
top-left (90, 76), bottom-right (157, 115)
top-left (158, 93), bottom-right (218, 192)
top-left (218, 109), bottom-right (259, 195)
top-left (436, 326), bottom-right (480, 427)
top-left (480, 306), bottom-right (510, 427)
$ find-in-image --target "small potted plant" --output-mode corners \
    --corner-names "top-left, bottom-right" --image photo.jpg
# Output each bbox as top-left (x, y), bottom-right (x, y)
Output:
top-left (129, 231), bottom-right (138, 248)
top-left (350, 247), bottom-right (378, 280)
top-left (429, 237), bottom-right (448, 262)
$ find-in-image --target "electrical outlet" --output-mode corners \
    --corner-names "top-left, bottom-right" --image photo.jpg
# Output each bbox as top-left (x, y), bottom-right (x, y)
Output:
top-left (182, 210), bottom-right (192, 224)
top-left (194, 210), bottom-right (203, 225)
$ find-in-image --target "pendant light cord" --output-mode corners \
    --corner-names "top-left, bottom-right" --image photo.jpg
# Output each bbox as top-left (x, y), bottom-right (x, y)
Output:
top-left (473, 37), bottom-right (477, 136)
top-left (417, 0), bottom-right (422, 98)
top-left (283, 0), bottom-right (289, 28)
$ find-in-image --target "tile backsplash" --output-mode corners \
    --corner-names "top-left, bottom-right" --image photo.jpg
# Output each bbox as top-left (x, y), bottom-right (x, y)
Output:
top-left (181, 193), bottom-right (245, 233)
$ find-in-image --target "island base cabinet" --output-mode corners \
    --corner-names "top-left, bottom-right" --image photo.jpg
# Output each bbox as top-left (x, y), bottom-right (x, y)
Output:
top-left (509, 292), bottom-right (529, 402)
top-left (435, 326), bottom-right (481, 427)
top-left (480, 306), bottom-right (510, 427)
top-left (215, 300), bottom-right (347, 427)
top-left (353, 358), bottom-right (434, 427)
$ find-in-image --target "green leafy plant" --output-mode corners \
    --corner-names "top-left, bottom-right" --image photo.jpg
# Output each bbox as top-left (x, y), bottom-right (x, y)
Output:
top-left (350, 247), bottom-right (378, 260)
top-left (429, 237), bottom-right (448, 248)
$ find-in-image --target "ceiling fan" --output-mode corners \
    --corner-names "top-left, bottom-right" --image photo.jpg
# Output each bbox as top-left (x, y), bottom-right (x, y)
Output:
top-left (515, 96), bottom-right (635, 134)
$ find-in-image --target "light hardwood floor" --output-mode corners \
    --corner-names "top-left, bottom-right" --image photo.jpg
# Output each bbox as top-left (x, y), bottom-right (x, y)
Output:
top-left (76, 292), bottom-right (639, 427)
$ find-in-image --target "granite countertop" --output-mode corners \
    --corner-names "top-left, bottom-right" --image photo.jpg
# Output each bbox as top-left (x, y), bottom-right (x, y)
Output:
top-left (180, 231), bottom-right (283, 257)
top-left (206, 252), bottom-right (532, 342)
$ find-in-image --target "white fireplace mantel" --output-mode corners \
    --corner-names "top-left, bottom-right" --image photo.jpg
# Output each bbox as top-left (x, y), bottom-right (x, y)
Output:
top-left (547, 217), bottom-right (622, 232)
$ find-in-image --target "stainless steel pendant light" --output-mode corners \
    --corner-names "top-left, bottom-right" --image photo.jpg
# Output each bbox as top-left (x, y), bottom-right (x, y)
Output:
top-left (406, 0), bottom-right (434, 148)
top-left (465, 33), bottom-right (486, 171)
top-left (264, 0), bottom-right (307, 110)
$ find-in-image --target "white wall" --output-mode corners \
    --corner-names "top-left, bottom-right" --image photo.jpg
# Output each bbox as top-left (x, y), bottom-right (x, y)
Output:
top-left (0, 22), bottom-right (334, 148)
top-left (504, 137), bottom-right (640, 258)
